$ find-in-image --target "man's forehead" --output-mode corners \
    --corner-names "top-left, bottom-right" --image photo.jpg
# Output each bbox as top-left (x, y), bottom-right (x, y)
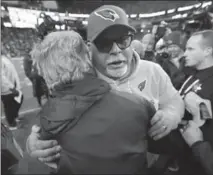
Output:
top-left (187, 35), bottom-right (202, 46)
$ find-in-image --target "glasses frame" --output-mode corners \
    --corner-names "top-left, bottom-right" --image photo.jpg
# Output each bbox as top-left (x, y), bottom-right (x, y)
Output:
top-left (93, 33), bottom-right (134, 53)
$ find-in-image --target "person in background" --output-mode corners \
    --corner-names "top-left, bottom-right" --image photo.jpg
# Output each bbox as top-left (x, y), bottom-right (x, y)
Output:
top-left (25, 5), bottom-right (184, 170)
top-left (178, 30), bottom-right (213, 175)
top-left (1, 55), bottom-right (24, 130)
top-left (131, 39), bottom-right (145, 59)
top-left (23, 51), bottom-right (49, 106)
top-left (157, 31), bottom-right (188, 90)
top-left (141, 33), bottom-right (156, 61)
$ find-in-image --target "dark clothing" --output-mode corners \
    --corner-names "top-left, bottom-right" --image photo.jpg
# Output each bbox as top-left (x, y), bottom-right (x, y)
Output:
top-left (23, 54), bottom-right (49, 104)
top-left (178, 66), bottom-right (213, 175)
top-left (27, 74), bottom-right (156, 174)
top-left (1, 123), bottom-right (22, 175)
top-left (1, 94), bottom-right (24, 126)
top-left (156, 55), bottom-right (186, 90)
top-left (144, 51), bottom-right (156, 62)
top-left (23, 54), bottom-right (34, 82)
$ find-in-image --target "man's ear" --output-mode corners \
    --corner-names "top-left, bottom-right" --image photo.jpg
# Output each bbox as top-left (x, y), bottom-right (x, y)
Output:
top-left (204, 47), bottom-right (213, 57)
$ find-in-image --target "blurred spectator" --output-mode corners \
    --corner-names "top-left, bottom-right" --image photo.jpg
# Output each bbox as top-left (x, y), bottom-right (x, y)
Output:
top-left (23, 50), bottom-right (49, 106)
top-left (131, 39), bottom-right (144, 59)
top-left (1, 27), bottom-right (39, 58)
top-left (141, 34), bottom-right (156, 61)
top-left (157, 31), bottom-right (187, 90)
top-left (1, 55), bottom-right (24, 129)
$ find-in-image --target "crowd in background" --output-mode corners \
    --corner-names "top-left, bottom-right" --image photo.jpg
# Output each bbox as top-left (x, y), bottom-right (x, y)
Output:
top-left (1, 27), bottom-right (38, 58)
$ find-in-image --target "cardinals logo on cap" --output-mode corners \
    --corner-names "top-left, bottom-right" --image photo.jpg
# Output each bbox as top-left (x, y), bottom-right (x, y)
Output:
top-left (95, 8), bottom-right (120, 22)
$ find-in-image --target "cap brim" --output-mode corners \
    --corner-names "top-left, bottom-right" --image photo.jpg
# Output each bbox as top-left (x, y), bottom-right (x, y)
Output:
top-left (90, 24), bottom-right (136, 42)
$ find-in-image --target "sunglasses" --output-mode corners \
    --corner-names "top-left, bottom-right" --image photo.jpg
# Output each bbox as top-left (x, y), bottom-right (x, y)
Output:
top-left (93, 34), bottom-right (134, 53)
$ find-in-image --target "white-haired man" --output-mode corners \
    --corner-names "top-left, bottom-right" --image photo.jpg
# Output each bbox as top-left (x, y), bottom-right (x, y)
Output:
top-left (26, 5), bottom-right (184, 169)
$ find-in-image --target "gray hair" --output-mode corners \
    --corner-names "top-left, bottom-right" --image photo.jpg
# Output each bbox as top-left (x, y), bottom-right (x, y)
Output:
top-left (31, 31), bottom-right (91, 90)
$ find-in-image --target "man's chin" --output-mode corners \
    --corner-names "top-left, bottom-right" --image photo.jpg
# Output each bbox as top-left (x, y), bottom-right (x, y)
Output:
top-left (107, 66), bottom-right (128, 80)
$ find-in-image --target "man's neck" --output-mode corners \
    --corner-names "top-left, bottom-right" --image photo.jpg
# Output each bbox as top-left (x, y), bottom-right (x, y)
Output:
top-left (196, 57), bottom-right (213, 70)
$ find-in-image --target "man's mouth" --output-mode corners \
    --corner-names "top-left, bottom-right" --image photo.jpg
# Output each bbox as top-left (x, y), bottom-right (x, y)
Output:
top-left (108, 60), bottom-right (126, 68)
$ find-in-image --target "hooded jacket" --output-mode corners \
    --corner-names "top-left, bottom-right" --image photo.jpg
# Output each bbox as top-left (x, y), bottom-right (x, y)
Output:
top-left (96, 51), bottom-right (184, 127)
top-left (36, 74), bottom-right (156, 174)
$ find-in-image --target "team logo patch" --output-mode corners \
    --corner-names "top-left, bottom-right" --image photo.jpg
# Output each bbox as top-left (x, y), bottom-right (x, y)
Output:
top-left (138, 80), bottom-right (146, 92)
top-left (95, 8), bottom-right (120, 22)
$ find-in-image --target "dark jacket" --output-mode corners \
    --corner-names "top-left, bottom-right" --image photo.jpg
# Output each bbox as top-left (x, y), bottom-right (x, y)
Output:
top-left (178, 66), bottom-right (213, 175)
top-left (23, 54), bottom-right (49, 97)
top-left (1, 123), bottom-right (22, 175)
top-left (156, 55), bottom-right (186, 90)
top-left (33, 74), bottom-right (156, 174)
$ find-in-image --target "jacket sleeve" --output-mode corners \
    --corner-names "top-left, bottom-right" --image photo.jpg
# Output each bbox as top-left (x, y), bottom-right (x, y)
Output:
top-left (191, 141), bottom-right (213, 175)
top-left (2, 73), bottom-right (14, 91)
top-left (155, 64), bottom-right (184, 129)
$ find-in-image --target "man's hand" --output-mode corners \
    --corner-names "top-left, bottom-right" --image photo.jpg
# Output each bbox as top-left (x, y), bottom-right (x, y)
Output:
top-left (180, 121), bottom-right (203, 147)
top-left (148, 110), bottom-right (175, 140)
top-left (26, 125), bottom-right (61, 168)
top-left (10, 88), bottom-right (19, 97)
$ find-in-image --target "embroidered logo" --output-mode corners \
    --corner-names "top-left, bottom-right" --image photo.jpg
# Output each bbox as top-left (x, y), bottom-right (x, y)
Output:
top-left (138, 80), bottom-right (146, 92)
top-left (95, 8), bottom-right (120, 22)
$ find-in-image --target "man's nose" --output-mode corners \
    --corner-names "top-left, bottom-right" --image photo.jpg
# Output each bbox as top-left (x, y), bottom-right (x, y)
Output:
top-left (110, 42), bottom-right (122, 55)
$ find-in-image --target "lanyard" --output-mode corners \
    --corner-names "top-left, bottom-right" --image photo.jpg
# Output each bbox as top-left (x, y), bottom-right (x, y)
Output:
top-left (179, 75), bottom-right (200, 98)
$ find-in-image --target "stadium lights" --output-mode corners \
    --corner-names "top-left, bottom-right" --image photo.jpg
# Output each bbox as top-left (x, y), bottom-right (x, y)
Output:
top-left (139, 11), bottom-right (166, 18)
top-left (167, 9), bottom-right (176, 14)
top-left (177, 5), bottom-right (195, 12)
top-left (3, 22), bottom-right (12, 27)
top-left (188, 20), bottom-right (195, 23)
top-left (69, 13), bottom-right (89, 18)
top-left (172, 13), bottom-right (188, 19)
top-left (202, 1), bottom-right (212, 8)
top-left (194, 3), bottom-right (202, 8)
top-left (130, 14), bottom-right (137, 18)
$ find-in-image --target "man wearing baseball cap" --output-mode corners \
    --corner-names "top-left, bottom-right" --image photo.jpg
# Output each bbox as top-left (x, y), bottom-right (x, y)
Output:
top-left (26, 4), bottom-right (184, 172)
